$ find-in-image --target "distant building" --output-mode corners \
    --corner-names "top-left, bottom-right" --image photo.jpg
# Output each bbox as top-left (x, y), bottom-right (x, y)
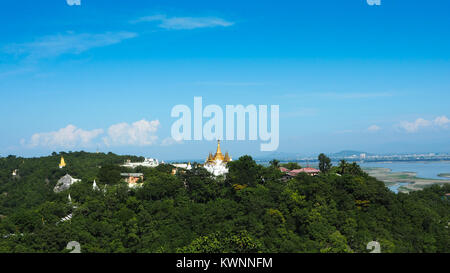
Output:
top-left (288, 167), bottom-right (320, 177)
top-left (172, 162), bottom-right (192, 170)
top-left (203, 140), bottom-right (232, 176)
top-left (54, 174), bottom-right (80, 193)
top-left (120, 173), bottom-right (144, 186)
top-left (121, 158), bottom-right (159, 168)
top-left (172, 163), bottom-right (188, 169)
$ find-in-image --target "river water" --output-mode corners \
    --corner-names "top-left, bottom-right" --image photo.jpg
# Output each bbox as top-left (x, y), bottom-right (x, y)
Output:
top-left (361, 161), bottom-right (450, 193)
top-left (360, 161), bottom-right (450, 180)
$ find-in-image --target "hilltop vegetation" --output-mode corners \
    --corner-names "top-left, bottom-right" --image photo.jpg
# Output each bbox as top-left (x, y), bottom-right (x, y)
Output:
top-left (0, 152), bottom-right (142, 215)
top-left (0, 152), bottom-right (449, 253)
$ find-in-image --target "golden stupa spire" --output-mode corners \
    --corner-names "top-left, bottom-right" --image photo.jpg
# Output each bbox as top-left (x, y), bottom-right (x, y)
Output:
top-left (216, 140), bottom-right (222, 154)
top-left (213, 140), bottom-right (225, 161)
top-left (59, 156), bottom-right (66, 168)
top-left (224, 152), bottom-right (231, 163)
top-left (206, 152), bottom-right (214, 163)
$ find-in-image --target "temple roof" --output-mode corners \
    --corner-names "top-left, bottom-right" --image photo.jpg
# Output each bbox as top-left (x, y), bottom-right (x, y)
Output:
top-left (205, 140), bottom-right (232, 164)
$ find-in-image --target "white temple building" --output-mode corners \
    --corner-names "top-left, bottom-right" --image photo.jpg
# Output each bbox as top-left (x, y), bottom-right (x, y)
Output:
top-left (121, 158), bottom-right (159, 168)
top-left (172, 162), bottom-right (192, 170)
top-left (54, 174), bottom-right (81, 193)
top-left (203, 140), bottom-right (232, 176)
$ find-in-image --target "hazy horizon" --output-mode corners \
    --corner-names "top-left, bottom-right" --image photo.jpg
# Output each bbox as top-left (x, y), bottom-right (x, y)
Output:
top-left (1, 0), bottom-right (450, 160)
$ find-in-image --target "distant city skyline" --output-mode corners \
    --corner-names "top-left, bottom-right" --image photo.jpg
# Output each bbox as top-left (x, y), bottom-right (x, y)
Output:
top-left (1, 0), bottom-right (450, 160)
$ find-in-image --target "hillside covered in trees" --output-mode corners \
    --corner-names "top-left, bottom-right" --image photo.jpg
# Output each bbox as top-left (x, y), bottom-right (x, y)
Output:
top-left (0, 152), bottom-right (449, 253)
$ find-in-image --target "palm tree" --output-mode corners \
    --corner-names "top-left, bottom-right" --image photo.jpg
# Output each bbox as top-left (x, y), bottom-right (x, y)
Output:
top-left (269, 159), bottom-right (280, 168)
top-left (339, 160), bottom-right (347, 174)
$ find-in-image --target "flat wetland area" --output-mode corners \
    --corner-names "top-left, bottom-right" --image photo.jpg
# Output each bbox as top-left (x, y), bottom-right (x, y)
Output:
top-left (364, 167), bottom-right (450, 193)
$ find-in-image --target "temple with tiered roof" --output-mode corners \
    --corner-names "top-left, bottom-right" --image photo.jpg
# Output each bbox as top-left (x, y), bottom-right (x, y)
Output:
top-left (204, 140), bottom-right (232, 176)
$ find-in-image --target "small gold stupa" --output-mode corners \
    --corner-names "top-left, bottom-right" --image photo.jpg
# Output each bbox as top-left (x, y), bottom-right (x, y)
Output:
top-left (59, 156), bottom-right (66, 169)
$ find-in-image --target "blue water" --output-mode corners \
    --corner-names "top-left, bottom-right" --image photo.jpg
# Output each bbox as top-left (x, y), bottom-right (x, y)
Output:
top-left (361, 161), bottom-right (450, 180)
top-left (387, 182), bottom-right (410, 194)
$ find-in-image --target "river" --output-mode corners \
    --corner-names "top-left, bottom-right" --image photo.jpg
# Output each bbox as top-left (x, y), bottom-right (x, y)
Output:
top-left (360, 161), bottom-right (450, 180)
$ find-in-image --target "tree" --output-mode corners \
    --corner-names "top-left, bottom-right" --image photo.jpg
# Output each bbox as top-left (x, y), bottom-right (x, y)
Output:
top-left (318, 153), bottom-right (332, 173)
top-left (226, 156), bottom-right (262, 187)
top-left (177, 230), bottom-right (265, 253)
top-left (180, 167), bottom-right (222, 203)
top-left (1, 151), bottom-right (449, 254)
top-left (269, 159), bottom-right (280, 168)
top-left (98, 164), bottom-right (122, 185)
top-left (338, 160), bottom-right (347, 174)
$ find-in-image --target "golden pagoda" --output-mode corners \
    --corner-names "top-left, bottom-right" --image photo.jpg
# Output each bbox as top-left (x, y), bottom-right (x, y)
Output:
top-left (205, 140), bottom-right (232, 163)
top-left (204, 140), bottom-right (232, 176)
top-left (59, 156), bottom-right (66, 169)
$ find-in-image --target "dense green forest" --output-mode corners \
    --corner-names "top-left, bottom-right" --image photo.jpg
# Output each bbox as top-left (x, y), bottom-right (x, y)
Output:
top-left (0, 152), bottom-right (449, 253)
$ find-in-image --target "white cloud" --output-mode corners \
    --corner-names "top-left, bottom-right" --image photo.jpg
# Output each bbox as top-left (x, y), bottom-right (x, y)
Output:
top-left (23, 119), bottom-right (165, 149)
top-left (434, 116), bottom-right (450, 128)
top-left (367, 125), bottom-right (381, 132)
top-left (103, 119), bottom-right (160, 146)
top-left (66, 0), bottom-right (81, 6)
top-left (398, 116), bottom-right (450, 133)
top-left (133, 15), bottom-right (234, 30)
top-left (399, 118), bottom-right (433, 133)
top-left (26, 125), bottom-right (103, 148)
top-left (5, 31), bottom-right (137, 59)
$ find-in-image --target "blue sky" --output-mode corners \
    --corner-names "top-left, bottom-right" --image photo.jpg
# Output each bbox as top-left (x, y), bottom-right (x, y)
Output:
top-left (1, 0), bottom-right (450, 160)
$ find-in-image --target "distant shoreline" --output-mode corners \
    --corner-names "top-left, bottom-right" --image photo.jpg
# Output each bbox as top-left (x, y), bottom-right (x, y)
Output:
top-left (363, 167), bottom-right (450, 193)
top-left (256, 159), bottom-right (450, 166)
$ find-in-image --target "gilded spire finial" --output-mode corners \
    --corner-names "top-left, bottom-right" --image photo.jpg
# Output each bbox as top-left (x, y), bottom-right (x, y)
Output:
top-left (216, 139), bottom-right (221, 154)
